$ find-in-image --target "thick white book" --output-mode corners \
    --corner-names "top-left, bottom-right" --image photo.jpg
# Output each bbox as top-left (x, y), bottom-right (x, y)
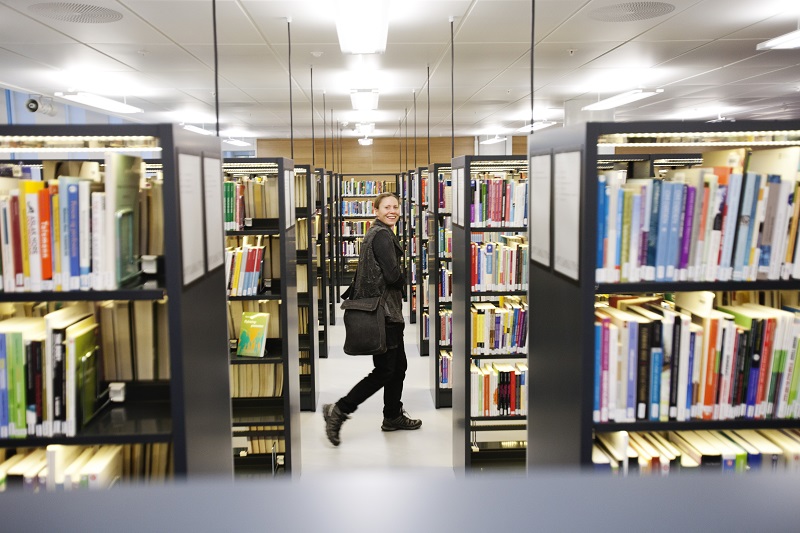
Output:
top-left (78, 180), bottom-right (92, 291)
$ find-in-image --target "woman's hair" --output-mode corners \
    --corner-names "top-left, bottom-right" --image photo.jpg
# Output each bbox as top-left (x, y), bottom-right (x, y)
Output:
top-left (373, 192), bottom-right (398, 210)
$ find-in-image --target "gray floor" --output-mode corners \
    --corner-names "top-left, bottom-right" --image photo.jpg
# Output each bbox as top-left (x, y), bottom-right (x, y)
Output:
top-left (299, 297), bottom-right (454, 477)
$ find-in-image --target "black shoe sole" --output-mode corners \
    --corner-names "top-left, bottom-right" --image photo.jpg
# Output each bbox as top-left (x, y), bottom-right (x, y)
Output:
top-left (381, 422), bottom-right (422, 431)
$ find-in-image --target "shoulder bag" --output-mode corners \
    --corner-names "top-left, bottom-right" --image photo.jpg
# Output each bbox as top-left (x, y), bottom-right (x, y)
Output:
top-left (340, 272), bottom-right (387, 356)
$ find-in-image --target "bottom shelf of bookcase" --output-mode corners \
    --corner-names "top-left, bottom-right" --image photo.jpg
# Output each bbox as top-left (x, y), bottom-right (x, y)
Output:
top-left (470, 441), bottom-right (527, 469)
top-left (435, 388), bottom-right (452, 409)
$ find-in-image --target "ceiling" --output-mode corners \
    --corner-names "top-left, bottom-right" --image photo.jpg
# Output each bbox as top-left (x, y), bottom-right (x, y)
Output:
top-left (1, 0), bottom-right (800, 142)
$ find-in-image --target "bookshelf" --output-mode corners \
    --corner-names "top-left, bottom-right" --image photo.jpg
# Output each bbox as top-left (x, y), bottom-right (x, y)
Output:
top-left (0, 123), bottom-right (232, 483)
top-left (426, 163), bottom-right (453, 408)
top-left (314, 168), bottom-right (331, 357)
top-left (526, 120), bottom-right (800, 470)
top-left (222, 158), bottom-right (301, 477)
top-left (410, 167), bottom-right (428, 345)
top-left (450, 155), bottom-right (529, 471)
top-left (294, 165), bottom-right (320, 411)
top-left (404, 170), bottom-right (417, 325)
top-left (334, 173), bottom-right (400, 290)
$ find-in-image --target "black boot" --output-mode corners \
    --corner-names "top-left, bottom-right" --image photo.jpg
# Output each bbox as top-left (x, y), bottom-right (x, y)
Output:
top-left (322, 403), bottom-right (349, 446)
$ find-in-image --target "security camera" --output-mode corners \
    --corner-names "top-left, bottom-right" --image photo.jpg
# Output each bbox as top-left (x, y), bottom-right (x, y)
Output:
top-left (25, 96), bottom-right (55, 116)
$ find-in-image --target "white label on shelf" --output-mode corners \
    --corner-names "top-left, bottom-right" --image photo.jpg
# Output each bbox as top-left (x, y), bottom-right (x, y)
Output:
top-left (203, 157), bottom-right (225, 271)
top-left (529, 153), bottom-right (551, 267)
top-left (553, 150), bottom-right (581, 281)
top-left (178, 153), bottom-right (205, 286)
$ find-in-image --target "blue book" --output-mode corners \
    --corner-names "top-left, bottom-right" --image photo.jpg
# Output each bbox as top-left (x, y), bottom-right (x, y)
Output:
top-left (597, 175), bottom-right (607, 274)
top-left (66, 182), bottom-right (81, 290)
top-left (0, 332), bottom-right (6, 438)
top-left (646, 179), bottom-right (662, 275)
top-left (732, 172), bottom-right (760, 280)
top-left (626, 321), bottom-right (638, 421)
top-left (665, 182), bottom-right (685, 281)
top-left (686, 328), bottom-right (696, 419)
top-left (655, 180), bottom-right (673, 281)
top-left (650, 346), bottom-right (663, 421)
top-left (615, 187), bottom-right (624, 278)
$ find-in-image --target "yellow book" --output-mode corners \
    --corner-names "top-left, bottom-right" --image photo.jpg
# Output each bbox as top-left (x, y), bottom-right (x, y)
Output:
top-left (19, 180), bottom-right (45, 290)
top-left (50, 185), bottom-right (62, 291)
top-left (231, 248), bottom-right (243, 296)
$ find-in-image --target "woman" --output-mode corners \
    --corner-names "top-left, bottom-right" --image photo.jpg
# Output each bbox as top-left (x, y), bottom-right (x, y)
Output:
top-left (323, 192), bottom-right (422, 446)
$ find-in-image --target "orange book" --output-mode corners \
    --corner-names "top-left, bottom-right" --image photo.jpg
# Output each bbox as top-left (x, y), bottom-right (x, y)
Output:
top-left (702, 317), bottom-right (719, 420)
top-left (38, 187), bottom-right (53, 288)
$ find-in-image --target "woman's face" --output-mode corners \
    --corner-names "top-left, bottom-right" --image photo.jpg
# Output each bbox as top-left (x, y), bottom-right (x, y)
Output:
top-left (374, 196), bottom-right (401, 227)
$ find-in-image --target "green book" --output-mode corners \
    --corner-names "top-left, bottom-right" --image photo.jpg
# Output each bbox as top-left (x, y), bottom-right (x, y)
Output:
top-left (236, 312), bottom-right (270, 357)
top-left (65, 316), bottom-right (97, 437)
top-left (0, 318), bottom-right (46, 438)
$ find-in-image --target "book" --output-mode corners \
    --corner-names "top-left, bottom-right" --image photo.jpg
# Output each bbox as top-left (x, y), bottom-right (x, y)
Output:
top-left (113, 301), bottom-right (134, 381)
top-left (104, 153), bottom-right (143, 289)
top-left (0, 317), bottom-right (45, 438)
top-left (44, 303), bottom-right (92, 436)
top-left (132, 300), bottom-right (156, 380)
top-left (46, 444), bottom-right (83, 491)
top-left (236, 312), bottom-right (270, 357)
top-left (91, 191), bottom-right (107, 290)
top-left (156, 298), bottom-right (170, 380)
top-left (64, 315), bottom-right (98, 437)
top-left (79, 444), bottom-right (123, 489)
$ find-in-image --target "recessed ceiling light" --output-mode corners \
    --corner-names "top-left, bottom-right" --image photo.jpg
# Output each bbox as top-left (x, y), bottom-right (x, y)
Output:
top-left (54, 91), bottom-right (143, 113)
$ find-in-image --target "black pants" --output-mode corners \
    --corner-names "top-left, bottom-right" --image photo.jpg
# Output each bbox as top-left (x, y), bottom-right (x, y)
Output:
top-left (337, 323), bottom-right (407, 419)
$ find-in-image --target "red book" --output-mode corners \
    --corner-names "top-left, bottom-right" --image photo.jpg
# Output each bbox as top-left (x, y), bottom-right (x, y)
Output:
top-left (243, 245), bottom-right (258, 296)
top-left (510, 369), bottom-right (516, 415)
top-left (9, 192), bottom-right (24, 290)
top-left (38, 188), bottom-right (53, 287)
top-left (702, 317), bottom-right (719, 420)
top-left (483, 370), bottom-right (490, 416)
top-left (755, 317), bottom-right (775, 419)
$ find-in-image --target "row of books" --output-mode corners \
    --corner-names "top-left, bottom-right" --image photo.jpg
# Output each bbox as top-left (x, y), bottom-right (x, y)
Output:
top-left (421, 310), bottom-right (430, 343)
top-left (0, 300), bottom-right (168, 440)
top-left (0, 155), bottom-right (146, 293)
top-left (470, 361), bottom-right (528, 416)
top-left (227, 300), bottom-right (281, 346)
top-left (341, 220), bottom-right (371, 236)
top-left (437, 223), bottom-right (453, 257)
top-left (340, 179), bottom-right (393, 197)
top-left (593, 291), bottom-right (800, 424)
top-left (295, 216), bottom-right (319, 251)
top-left (0, 442), bottom-right (171, 491)
top-left (230, 363), bottom-right (284, 398)
top-left (438, 350), bottom-right (452, 389)
top-left (594, 429), bottom-right (800, 474)
top-left (223, 235), bottom-right (281, 297)
top-left (470, 296), bottom-right (528, 355)
top-left (223, 176), bottom-right (279, 230)
top-left (468, 174), bottom-right (528, 227)
top-left (340, 239), bottom-right (362, 257)
top-left (427, 174), bottom-right (452, 213)
top-left (437, 308), bottom-right (453, 345)
top-left (437, 266), bottom-right (453, 301)
top-left (234, 427), bottom-right (286, 456)
top-left (469, 237), bottom-right (529, 291)
top-left (340, 200), bottom-right (377, 216)
top-left (596, 146), bottom-right (800, 284)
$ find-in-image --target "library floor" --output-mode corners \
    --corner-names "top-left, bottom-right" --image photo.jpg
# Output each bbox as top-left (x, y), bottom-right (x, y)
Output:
top-left (299, 297), bottom-right (455, 477)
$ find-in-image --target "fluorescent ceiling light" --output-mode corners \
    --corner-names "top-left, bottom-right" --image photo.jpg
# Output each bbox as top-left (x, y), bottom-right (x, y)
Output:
top-left (480, 135), bottom-right (507, 145)
top-left (54, 91), bottom-right (143, 114)
top-left (223, 138), bottom-right (251, 147)
top-left (757, 27), bottom-right (800, 50)
top-left (517, 121), bottom-right (557, 132)
top-left (351, 89), bottom-right (379, 111)
top-left (582, 88), bottom-right (664, 111)
top-left (358, 137), bottom-right (374, 146)
top-left (183, 124), bottom-right (214, 136)
top-left (355, 122), bottom-right (375, 136)
top-left (336, 0), bottom-right (389, 54)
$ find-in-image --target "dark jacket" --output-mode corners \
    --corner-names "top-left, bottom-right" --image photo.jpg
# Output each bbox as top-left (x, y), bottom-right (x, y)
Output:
top-left (349, 219), bottom-right (405, 324)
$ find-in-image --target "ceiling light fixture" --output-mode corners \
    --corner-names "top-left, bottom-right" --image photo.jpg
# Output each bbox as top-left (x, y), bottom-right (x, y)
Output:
top-left (183, 124), bottom-right (214, 136)
top-left (480, 135), bottom-right (507, 145)
top-left (582, 88), bottom-right (664, 111)
top-left (517, 120), bottom-right (557, 132)
top-left (757, 22), bottom-right (800, 50)
top-left (350, 89), bottom-right (380, 111)
top-left (358, 136), bottom-right (374, 146)
top-left (54, 91), bottom-right (143, 114)
top-left (335, 0), bottom-right (389, 54)
top-left (223, 138), bottom-right (251, 147)
top-left (355, 122), bottom-right (375, 136)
